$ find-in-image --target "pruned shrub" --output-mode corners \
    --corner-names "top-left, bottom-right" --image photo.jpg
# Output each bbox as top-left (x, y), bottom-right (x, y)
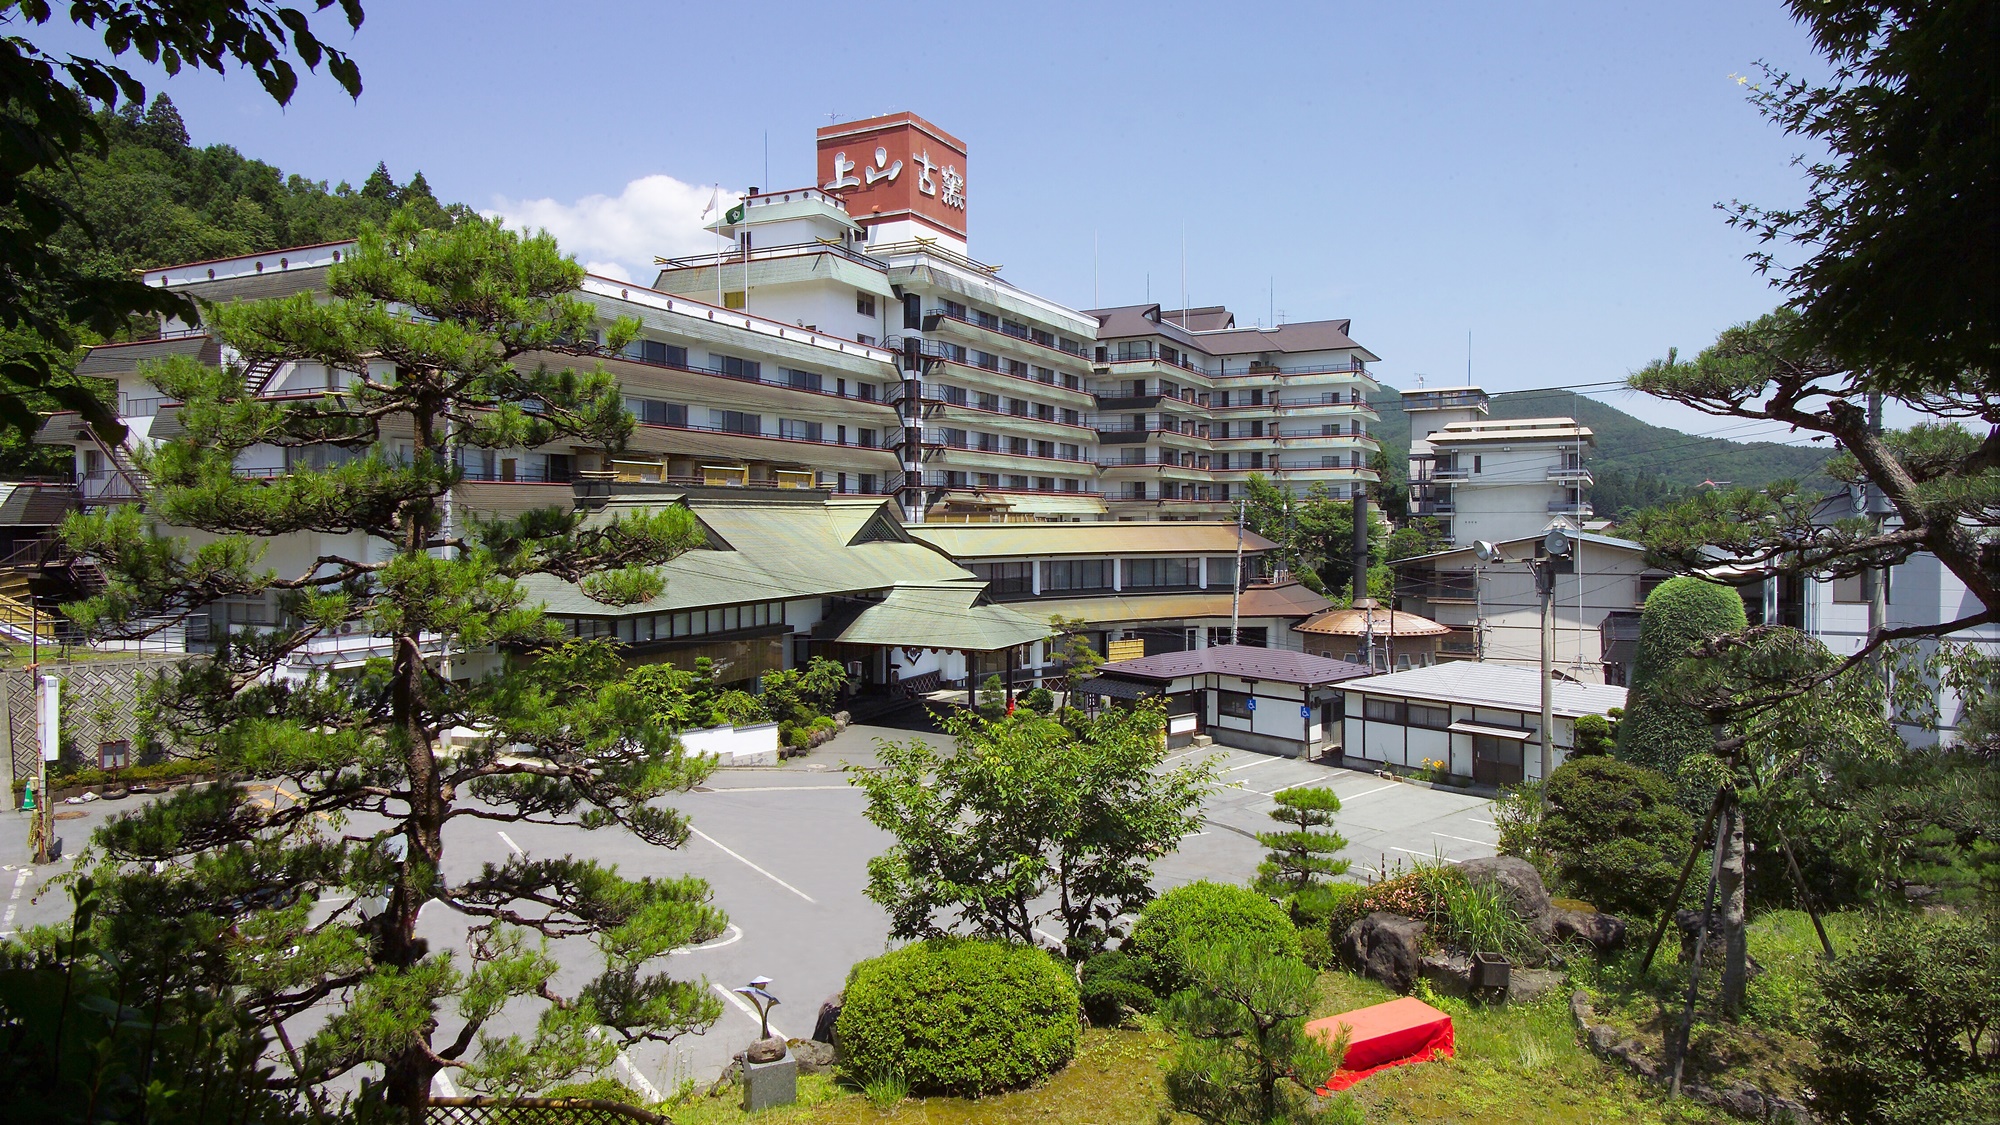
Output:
top-left (1541, 756), bottom-right (1694, 918)
top-left (835, 939), bottom-right (1079, 1097)
top-left (1128, 881), bottom-right (1300, 996)
top-left (1805, 912), bottom-right (2000, 1125)
top-left (1080, 950), bottom-right (1156, 1027)
top-left (1021, 686), bottom-right (1055, 714)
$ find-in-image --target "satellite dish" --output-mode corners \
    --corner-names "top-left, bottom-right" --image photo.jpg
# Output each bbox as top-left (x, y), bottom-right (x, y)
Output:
top-left (1544, 526), bottom-right (1573, 557)
top-left (1473, 540), bottom-right (1500, 563)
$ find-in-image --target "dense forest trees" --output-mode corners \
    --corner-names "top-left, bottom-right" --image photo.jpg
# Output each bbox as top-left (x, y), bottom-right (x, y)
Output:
top-left (1, 95), bottom-right (466, 476)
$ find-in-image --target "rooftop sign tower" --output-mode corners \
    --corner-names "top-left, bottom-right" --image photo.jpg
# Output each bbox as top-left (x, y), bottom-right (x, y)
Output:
top-left (816, 112), bottom-right (968, 252)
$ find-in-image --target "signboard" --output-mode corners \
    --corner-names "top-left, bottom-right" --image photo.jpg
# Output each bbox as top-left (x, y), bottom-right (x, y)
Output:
top-left (1106, 638), bottom-right (1146, 663)
top-left (1300, 704), bottom-right (1312, 719)
top-left (816, 112), bottom-right (969, 238)
top-left (37, 674), bottom-right (59, 761)
top-left (1245, 697), bottom-right (1257, 712)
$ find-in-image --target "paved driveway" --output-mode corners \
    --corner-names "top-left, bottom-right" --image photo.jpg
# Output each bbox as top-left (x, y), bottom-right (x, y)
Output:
top-left (0, 722), bottom-right (1496, 1095)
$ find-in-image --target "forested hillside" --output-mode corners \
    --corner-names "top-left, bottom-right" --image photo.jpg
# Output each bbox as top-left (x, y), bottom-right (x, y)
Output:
top-left (2, 95), bottom-right (466, 475)
top-left (1371, 386), bottom-right (1832, 522)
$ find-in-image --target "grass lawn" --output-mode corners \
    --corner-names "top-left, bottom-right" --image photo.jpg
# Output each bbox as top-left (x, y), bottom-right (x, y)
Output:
top-left (642, 969), bottom-right (1732, 1124)
top-left (1575, 909), bottom-right (1863, 1104)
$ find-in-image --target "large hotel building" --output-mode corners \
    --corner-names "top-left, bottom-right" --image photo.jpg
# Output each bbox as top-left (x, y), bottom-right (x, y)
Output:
top-left (51, 112), bottom-right (1380, 528)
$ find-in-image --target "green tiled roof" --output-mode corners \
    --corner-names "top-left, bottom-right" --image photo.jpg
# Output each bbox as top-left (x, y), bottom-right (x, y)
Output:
top-left (834, 584), bottom-right (1048, 652)
top-left (519, 495), bottom-right (980, 617)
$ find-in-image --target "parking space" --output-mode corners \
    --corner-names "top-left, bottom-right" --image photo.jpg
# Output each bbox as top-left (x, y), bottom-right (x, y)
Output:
top-left (0, 723), bottom-right (1495, 1095)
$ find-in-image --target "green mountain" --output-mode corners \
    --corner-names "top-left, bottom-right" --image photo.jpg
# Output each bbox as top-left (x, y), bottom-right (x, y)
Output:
top-left (1370, 387), bottom-right (1832, 521)
top-left (1, 94), bottom-right (468, 476)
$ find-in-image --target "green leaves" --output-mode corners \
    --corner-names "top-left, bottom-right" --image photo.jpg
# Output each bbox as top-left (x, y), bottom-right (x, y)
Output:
top-left (1161, 938), bottom-right (1343, 1125)
top-left (854, 705), bottom-right (1217, 958)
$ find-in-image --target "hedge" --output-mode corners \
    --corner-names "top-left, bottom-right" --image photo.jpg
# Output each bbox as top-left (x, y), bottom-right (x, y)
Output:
top-left (1126, 881), bottom-right (1301, 996)
top-left (835, 938), bottom-right (1078, 1097)
top-left (1615, 575), bottom-right (1746, 782)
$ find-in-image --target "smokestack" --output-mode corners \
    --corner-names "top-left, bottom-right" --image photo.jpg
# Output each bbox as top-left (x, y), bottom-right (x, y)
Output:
top-left (1352, 490), bottom-right (1370, 604)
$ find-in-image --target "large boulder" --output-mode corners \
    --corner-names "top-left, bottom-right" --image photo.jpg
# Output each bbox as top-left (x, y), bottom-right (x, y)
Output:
top-left (1419, 951), bottom-right (1472, 998)
top-left (1546, 907), bottom-right (1628, 953)
top-left (1457, 856), bottom-right (1550, 922)
top-left (1341, 912), bottom-right (1427, 994)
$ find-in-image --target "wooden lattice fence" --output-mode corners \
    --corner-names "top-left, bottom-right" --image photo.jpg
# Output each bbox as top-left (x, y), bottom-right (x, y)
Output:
top-left (425, 1097), bottom-right (671, 1125)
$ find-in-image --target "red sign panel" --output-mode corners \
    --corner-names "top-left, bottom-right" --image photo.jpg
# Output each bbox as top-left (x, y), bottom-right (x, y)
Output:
top-left (815, 112), bottom-right (968, 239)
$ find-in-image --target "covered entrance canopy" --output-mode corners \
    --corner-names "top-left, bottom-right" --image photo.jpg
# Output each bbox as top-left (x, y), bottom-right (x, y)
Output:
top-left (833, 583), bottom-right (1047, 652)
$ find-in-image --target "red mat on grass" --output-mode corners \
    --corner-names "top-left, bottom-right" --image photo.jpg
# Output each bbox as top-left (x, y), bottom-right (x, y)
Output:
top-left (1307, 996), bottom-right (1454, 1092)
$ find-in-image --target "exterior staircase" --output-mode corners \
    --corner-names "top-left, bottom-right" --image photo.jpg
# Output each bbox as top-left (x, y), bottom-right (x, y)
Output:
top-left (0, 568), bottom-right (58, 644)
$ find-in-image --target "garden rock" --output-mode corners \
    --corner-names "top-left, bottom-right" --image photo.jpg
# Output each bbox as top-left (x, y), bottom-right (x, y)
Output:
top-left (1506, 967), bottom-right (1564, 1004)
top-left (1341, 912), bottom-right (1427, 994)
top-left (1419, 952), bottom-right (1472, 998)
top-left (1546, 907), bottom-right (1628, 952)
top-left (786, 1038), bottom-right (836, 1074)
top-left (745, 1035), bottom-right (787, 1063)
top-left (1457, 855), bottom-right (1551, 922)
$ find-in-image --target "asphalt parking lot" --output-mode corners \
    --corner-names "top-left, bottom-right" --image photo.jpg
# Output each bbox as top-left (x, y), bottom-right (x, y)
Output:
top-left (1, 720), bottom-right (1497, 1096)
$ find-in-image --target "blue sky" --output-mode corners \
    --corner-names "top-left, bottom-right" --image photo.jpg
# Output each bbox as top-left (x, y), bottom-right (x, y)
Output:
top-left (31, 1), bottom-right (1842, 441)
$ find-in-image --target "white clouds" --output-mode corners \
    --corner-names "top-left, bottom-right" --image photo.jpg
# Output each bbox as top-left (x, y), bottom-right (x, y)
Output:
top-left (485, 175), bottom-right (739, 285)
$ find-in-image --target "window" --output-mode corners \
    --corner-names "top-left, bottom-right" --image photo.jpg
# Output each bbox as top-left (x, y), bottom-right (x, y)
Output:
top-left (1832, 570), bottom-right (1890, 604)
top-left (1208, 557), bottom-right (1238, 589)
top-left (638, 339), bottom-right (686, 366)
top-left (1033, 365), bottom-right (1056, 384)
top-left (857, 292), bottom-right (876, 317)
top-left (1000, 318), bottom-right (1029, 339)
top-left (1058, 442), bottom-right (1080, 463)
top-left (1364, 697), bottom-right (1404, 723)
top-left (778, 418), bottom-right (822, 442)
top-left (1031, 328), bottom-right (1056, 348)
top-left (1035, 440), bottom-right (1054, 458)
top-left (1006, 359), bottom-right (1029, 378)
top-left (973, 309), bottom-right (1000, 330)
top-left (1008, 398), bottom-right (1029, 417)
top-left (1062, 408), bottom-right (1079, 425)
top-left (715, 354), bottom-right (760, 381)
top-left (972, 349), bottom-right (1001, 371)
top-left (1408, 704), bottom-right (1452, 730)
top-left (1125, 557), bottom-right (1197, 589)
top-left (783, 368), bottom-right (823, 392)
top-left (977, 392), bottom-right (1001, 411)
top-left (98, 740), bottom-right (131, 771)
top-left (970, 561), bottom-right (1034, 595)
top-left (942, 299), bottom-right (968, 319)
top-left (1473, 455), bottom-right (1483, 474)
top-left (1236, 627), bottom-right (1268, 647)
top-left (711, 409), bottom-right (760, 435)
top-left (623, 397), bottom-right (685, 427)
top-left (1218, 691), bottom-right (1255, 720)
top-left (1043, 559), bottom-right (1111, 592)
top-left (903, 293), bottom-right (923, 329)
top-left (1035, 403), bottom-right (1054, 421)
top-left (723, 290), bottom-right (745, 310)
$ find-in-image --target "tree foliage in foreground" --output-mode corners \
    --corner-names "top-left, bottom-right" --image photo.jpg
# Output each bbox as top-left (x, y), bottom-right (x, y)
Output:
top-left (854, 704), bottom-right (1216, 959)
top-left (0, 0), bottom-right (365, 443)
top-left (54, 209), bottom-right (721, 1117)
top-left (1162, 939), bottom-right (1347, 1125)
top-left (1254, 786), bottom-right (1350, 900)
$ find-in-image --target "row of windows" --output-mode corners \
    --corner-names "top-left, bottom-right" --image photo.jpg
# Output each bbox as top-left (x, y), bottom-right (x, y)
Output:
top-left (568, 600), bottom-right (783, 643)
top-left (1362, 697), bottom-right (1454, 729)
top-left (622, 398), bottom-right (878, 446)
top-left (967, 556), bottom-right (1249, 595)
top-left (623, 339), bottom-right (879, 401)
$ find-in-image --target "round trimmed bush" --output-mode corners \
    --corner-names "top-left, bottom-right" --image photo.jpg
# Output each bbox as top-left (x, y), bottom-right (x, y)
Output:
top-left (1127, 881), bottom-right (1301, 995)
top-left (1541, 756), bottom-right (1693, 919)
top-left (1079, 950), bottom-right (1156, 1027)
top-left (1616, 576), bottom-right (1746, 784)
top-left (835, 939), bottom-right (1078, 1096)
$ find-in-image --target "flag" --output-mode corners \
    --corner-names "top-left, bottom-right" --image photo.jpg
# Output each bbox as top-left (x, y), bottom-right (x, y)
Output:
top-left (725, 203), bottom-right (745, 225)
top-left (700, 184), bottom-right (719, 220)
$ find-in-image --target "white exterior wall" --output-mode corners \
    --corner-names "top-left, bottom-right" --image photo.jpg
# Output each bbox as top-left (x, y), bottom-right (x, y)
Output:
top-left (1446, 442), bottom-right (1579, 547)
top-left (1341, 695), bottom-right (1574, 782)
top-left (1409, 539), bottom-right (1655, 684)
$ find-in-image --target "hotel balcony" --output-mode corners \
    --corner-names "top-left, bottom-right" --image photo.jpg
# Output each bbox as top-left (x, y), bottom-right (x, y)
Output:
top-left (1402, 389), bottom-right (1490, 412)
top-left (1090, 353), bottom-right (1215, 387)
top-left (920, 310), bottom-right (1095, 374)
top-left (1547, 465), bottom-right (1595, 485)
top-left (890, 339), bottom-right (1094, 407)
top-left (922, 399), bottom-right (1095, 437)
top-left (1548, 499), bottom-right (1596, 517)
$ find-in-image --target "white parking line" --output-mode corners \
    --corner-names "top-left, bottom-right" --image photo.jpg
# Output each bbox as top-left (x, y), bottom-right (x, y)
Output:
top-left (672, 923), bottom-right (744, 956)
top-left (2, 868), bottom-right (27, 929)
top-left (713, 982), bottom-right (790, 1040)
top-left (1386, 846), bottom-right (1459, 864)
top-left (497, 831), bottom-right (525, 856)
top-left (1337, 783), bottom-right (1403, 802)
top-left (690, 827), bottom-right (816, 904)
top-left (1467, 817), bottom-right (1499, 827)
top-left (1432, 832), bottom-right (1497, 848)
top-left (587, 1028), bottom-right (664, 1101)
top-left (1224, 755), bottom-right (1287, 773)
top-left (701, 785), bottom-right (861, 793)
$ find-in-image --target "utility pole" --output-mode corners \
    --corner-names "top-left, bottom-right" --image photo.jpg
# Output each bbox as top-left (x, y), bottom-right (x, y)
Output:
top-left (1535, 527), bottom-right (1571, 781)
top-left (1864, 391), bottom-right (1890, 715)
top-left (1228, 498), bottom-right (1245, 645)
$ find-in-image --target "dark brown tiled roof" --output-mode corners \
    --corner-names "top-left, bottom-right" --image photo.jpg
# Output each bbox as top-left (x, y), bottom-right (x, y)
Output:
top-left (1097, 643), bottom-right (1373, 686)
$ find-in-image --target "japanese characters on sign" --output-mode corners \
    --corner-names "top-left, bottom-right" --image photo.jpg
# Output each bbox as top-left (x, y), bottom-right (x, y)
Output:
top-left (829, 145), bottom-right (963, 212)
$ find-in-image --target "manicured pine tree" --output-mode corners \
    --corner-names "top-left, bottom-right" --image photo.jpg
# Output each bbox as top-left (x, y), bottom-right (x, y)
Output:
top-left (62, 207), bottom-right (722, 1117)
top-left (1254, 785), bottom-right (1350, 898)
top-left (1614, 575), bottom-right (1748, 787)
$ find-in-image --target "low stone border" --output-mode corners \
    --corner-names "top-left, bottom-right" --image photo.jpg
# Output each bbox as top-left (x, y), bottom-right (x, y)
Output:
top-left (1569, 990), bottom-right (1814, 1122)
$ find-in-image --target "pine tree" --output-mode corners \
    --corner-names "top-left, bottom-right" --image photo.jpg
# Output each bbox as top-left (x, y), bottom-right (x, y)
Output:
top-left (61, 206), bottom-right (721, 1117)
top-left (1254, 785), bottom-right (1349, 897)
top-left (1614, 575), bottom-right (1747, 786)
top-left (138, 92), bottom-right (189, 150)
top-left (361, 160), bottom-right (397, 202)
